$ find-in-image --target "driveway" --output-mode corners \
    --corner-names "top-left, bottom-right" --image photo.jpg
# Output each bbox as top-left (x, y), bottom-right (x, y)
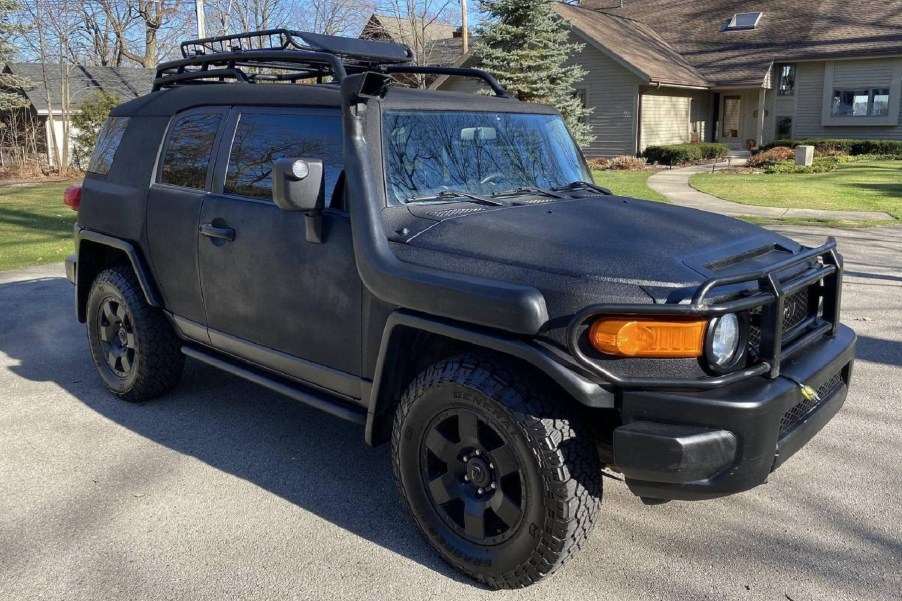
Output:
top-left (1, 225), bottom-right (900, 601)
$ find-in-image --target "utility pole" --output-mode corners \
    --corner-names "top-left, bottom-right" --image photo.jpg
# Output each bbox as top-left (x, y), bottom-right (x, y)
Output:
top-left (461, 0), bottom-right (468, 54)
top-left (195, 0), bottom-right (206, 38)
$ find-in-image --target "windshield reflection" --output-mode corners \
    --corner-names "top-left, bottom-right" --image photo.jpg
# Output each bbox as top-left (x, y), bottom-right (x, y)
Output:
top-left (383, 110), bottom-right (588, 203)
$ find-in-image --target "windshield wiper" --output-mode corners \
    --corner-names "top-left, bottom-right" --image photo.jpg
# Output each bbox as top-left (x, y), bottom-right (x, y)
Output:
top-left (491, 186), bottom-right (565, 199)
top-left (552, 181), bottom-right (613, 195)
top-left (405, 189), bottom-right (504, 206)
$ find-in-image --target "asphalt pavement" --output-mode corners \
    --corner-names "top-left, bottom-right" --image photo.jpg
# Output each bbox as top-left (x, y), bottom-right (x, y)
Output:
top-left (1, 225), bottom-right (900, 601)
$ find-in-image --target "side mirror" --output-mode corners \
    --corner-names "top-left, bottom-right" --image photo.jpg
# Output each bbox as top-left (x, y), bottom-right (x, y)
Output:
top-left (272, 158), bottom-right (325, 212)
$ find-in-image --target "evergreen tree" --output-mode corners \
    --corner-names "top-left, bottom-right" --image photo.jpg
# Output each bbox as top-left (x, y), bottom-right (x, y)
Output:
top-left (0, 0), bottom-right (30, 111)
top-left (476, 0), bottom-right (593, 146)
top-left (71, 90), bottom-right (122, 169)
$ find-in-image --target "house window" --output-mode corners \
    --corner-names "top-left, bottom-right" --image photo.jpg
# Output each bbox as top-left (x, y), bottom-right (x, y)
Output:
top-left (832, 89), bottom-right (891, 117)
top-left (777, 64), bottom-right (795, 96)
top-left (776, 116), bottom-right (792, 139)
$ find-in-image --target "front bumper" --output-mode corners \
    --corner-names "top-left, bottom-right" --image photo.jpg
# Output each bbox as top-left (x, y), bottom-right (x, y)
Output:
top-left (613, 323), bottom-right (856, 501)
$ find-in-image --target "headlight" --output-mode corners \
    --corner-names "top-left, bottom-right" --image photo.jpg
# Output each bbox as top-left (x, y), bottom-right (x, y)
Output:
top-left (708, 313), bottom-right (741, 367)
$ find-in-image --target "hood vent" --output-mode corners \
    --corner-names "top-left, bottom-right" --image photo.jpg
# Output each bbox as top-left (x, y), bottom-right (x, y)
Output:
top-left (428, 206), bottom-right (487, 218)
top-left (705, 244), bottom-right (779, 271)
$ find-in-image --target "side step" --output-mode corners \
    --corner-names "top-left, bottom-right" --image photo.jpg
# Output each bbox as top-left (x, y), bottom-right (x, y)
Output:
top-left (182, 346), bottom-right (367, 424)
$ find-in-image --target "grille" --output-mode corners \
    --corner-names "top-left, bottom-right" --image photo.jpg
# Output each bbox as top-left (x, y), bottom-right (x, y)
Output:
top-left (747, 285), bottom-right (814, 358)
top-left (779, 371), bottom-right (845, 436)
top-left (515, 198), bottom-right (558, 205)
top-left (428, 207), bottom-right (486, 218)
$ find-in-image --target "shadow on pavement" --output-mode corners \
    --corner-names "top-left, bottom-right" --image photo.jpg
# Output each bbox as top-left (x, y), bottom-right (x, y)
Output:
top-left (0, 275), bottom-right (474, 587)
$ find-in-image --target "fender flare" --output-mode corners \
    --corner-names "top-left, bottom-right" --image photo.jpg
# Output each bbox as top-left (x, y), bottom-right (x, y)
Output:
top-left (75, 228), bottom-right (162, 321)
top-left (364, 310), bottom-right (616, 446)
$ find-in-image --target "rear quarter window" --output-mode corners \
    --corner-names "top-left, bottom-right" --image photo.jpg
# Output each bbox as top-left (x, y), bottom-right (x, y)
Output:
top-left (160, 112), bottom-right (223, 190)
top-left (87, 117), bottom-right (129, 175)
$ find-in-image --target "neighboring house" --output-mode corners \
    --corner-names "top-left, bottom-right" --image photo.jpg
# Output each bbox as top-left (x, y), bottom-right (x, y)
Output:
top-left (2, 63), bottom-right (155, 166)
top-left (435, 1), bottom-right (902, 157)
top-left (359, 13), bottom-right (471, 68)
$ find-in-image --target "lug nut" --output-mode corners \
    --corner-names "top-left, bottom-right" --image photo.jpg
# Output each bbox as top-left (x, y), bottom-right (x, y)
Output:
top-left (463, 475), bottom-right (470, 482)
top-left (490, 483), bottom-right (496, 490)
top-left (473, 450), bottom-right (481, 456)
top-left (477, 487), bottom-right (484, 495)
top-left (488, 463), bottom-right (494, 469)
top-left (462, 455), bottom-right (469, 462)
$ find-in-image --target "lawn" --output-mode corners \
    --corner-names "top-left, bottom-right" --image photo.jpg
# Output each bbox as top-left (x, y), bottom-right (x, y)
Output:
top-left (0, 181), bottom-right (79, 272)
top-left (689, 160), bottom-right (902, 220)
top-left (592, 169), bottom-right (667, 202)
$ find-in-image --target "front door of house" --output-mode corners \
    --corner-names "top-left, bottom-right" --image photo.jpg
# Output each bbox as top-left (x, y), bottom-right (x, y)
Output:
top-left (720, 95), bottom-right (741, 147)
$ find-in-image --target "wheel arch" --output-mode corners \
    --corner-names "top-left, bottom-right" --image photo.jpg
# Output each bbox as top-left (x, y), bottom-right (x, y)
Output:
top-left (75, 229), bottom-right (163, 323)
top-left (364, 310), bottom-right (616, 446)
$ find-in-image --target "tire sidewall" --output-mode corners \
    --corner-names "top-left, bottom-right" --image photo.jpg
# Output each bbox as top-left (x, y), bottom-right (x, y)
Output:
top-left (396, 381), bottom-right (551, 578)
top-left (86, 278), bottom-right (141, 394)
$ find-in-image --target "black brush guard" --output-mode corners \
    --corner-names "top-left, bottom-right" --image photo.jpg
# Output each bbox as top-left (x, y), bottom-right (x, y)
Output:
top-left (567, 238), bottom-right (843, 390)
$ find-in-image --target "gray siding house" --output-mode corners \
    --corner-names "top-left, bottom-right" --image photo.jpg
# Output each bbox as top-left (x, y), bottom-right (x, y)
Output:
top-left (435, 1), bottom-right (902, 157)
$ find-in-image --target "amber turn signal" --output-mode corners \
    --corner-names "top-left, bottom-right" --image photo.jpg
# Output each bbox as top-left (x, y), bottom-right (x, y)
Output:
top-left (588, 317), bottom-right (707, 358)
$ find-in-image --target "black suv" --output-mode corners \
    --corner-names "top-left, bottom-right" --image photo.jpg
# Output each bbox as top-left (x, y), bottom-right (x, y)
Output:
top-left (64, 30), bottom-right (856, 589)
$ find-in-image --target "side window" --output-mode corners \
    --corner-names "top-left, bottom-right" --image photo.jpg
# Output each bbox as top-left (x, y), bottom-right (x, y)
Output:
top-left (160, 112), bottom-right (223, 190)
top-left (87, 116), bottom-right (129, 175)
top-left (224, 112), bottom-right (343, 206)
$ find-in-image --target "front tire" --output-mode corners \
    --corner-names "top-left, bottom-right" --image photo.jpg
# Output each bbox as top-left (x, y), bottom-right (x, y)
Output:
top-left (86, 266), bottom-right (184, 402)
top-left (392, 354), bottom-right (602, 589)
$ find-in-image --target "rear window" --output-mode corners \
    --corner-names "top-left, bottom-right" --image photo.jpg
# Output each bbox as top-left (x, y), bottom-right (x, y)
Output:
top-left (160, 113), bottom-right (223, 190)
top-left (224, 112), bottom-right (343, 205)
top-left (87, 117), bottom-right (129, 175)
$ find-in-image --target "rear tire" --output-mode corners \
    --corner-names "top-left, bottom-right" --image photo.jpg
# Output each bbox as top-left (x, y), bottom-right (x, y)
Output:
top-left (392, 354), bottom-right (602, 589)
top-left (86, 266), bottom-right (184, 402)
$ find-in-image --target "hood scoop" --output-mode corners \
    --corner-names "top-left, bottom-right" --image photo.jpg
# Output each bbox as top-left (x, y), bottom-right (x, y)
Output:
top-left (705, 244), bottom-right (782, 271)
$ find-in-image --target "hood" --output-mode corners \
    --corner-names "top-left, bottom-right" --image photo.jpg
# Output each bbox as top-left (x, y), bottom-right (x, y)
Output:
top-left (400, 196), bottom-right (801, 301)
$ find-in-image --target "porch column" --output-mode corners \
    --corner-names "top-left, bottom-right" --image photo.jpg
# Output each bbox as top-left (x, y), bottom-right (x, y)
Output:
top-left (756, 88), bottom-right (766, 148)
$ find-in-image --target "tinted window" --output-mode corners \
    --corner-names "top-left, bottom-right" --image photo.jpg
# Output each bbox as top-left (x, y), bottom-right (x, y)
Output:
top-left (224, 113), bottom-right (343, 205)
top-left (161, 113), bottom-right (223, 189)
top-left (87, 117), bottom-right (129, 175)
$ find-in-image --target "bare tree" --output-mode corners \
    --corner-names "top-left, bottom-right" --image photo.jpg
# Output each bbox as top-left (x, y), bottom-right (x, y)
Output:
top-left (97, 0), bottom-right (187, 67)
top-left (372, 0), bottom-right (460, 85)
top-left (294, 0), bottom-right (375, 36)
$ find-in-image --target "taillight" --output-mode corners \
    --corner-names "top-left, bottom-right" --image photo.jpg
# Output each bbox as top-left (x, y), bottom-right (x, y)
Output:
top-left (63, 184), bottom-right (82, 211)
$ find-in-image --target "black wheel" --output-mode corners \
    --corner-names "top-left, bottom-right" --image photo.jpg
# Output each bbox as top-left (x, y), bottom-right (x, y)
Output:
top-left (86, 266), bottom-right (184, 402)
top-left (392, 354), bottom-right (602, 589)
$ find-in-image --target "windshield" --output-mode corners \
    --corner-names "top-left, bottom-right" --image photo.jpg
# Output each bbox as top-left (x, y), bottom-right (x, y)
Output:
top-left (383, 110), bottom-right (590, 204)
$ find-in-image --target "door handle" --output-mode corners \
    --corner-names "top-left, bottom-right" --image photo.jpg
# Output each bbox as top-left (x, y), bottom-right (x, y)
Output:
top-left (199, 223), bottom-right (235, 241)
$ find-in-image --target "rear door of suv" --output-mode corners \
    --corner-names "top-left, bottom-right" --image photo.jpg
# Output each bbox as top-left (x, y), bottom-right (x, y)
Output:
top-left (146, 108), bottom-right (228, 342)
top-left (196, 107), bottom-right (362, 400)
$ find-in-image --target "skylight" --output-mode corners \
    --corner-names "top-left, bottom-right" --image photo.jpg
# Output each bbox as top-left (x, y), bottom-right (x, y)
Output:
top-left (724, 12), bottom-right (762, 31)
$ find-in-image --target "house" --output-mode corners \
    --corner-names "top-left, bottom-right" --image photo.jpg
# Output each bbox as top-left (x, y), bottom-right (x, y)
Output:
top-left (434, 1), bottom-right (902, 157)
top-left (359, 13), bottom-right (471, 68)
top-left (3, 63), bottom-right (155, 166)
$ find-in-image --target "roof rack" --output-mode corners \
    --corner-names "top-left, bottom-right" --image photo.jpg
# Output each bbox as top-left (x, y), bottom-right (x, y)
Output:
top-left (154, 29), bottom-right (509, 97)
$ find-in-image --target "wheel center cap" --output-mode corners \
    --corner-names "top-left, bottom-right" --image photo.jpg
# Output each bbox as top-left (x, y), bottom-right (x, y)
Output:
top-left (118, 327), bottom-right (128, 345)
top-left (466, 457), bottom-right (491, 487)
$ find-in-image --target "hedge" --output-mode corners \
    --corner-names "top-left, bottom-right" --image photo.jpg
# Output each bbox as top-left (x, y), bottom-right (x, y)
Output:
top-left (642, 143), bottom-right (729, 165)
top-left (760, 138), bottom-right (902, 156)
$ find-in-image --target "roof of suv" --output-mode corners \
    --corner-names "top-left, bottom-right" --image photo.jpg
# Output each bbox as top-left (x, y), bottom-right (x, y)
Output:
top-left (111, 81), bottom-right (545, 118)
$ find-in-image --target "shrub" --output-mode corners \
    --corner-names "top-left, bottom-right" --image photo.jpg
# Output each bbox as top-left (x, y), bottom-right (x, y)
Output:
top-left (586, 157), bottom-right (610, 170)
top-left (760, 138), bottom-right (902, 158)
top-left (747, 146), bottom-right (795, 167)
top-left (764, 156), bottom-right (842, 174)
top-left (642, 143), bottom-right (728, 165)
top-left (608, 155), bottom-right (648, 170)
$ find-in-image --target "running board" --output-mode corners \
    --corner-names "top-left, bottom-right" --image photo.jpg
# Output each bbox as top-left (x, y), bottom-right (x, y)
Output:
top-left (181, 346), bottom-right (367, 424)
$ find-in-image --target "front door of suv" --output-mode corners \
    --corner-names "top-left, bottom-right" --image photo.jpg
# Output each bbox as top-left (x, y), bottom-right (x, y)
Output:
top-left (197, 108), bottom-right (362, 399)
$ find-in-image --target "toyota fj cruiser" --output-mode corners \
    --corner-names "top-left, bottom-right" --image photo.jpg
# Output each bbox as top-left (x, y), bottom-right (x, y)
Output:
top-left (64, 30), bottom-right (856, 589)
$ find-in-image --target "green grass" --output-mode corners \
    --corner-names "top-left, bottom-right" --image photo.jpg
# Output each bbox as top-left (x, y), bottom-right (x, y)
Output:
top-left (592, 169), bottom-right (667, 202)
top-left (690, 160), bottom-right (902, 220)
top-left (0, 182), bottom-right (79, 271)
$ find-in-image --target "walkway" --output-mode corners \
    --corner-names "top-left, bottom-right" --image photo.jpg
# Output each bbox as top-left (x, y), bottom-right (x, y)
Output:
top-left (646, 160), bottom-right (896, 221)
